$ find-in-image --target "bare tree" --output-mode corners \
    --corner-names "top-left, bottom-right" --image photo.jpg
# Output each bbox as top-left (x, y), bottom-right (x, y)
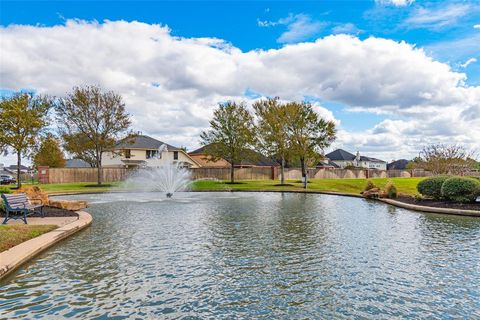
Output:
top-left (56, 85), bottom-right (132, 185)
top-left (413, 144), bottom-right (477, 175)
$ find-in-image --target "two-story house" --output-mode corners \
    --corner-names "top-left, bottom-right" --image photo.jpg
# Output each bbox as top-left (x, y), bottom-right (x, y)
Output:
top-left (102, 135), bottom-right (200, 168)
top-left (325, 149), bottom-right (387, 170)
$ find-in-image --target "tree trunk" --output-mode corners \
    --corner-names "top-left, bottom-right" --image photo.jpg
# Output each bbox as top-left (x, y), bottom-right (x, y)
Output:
top-left (96, 152), bottom-right (102, 185)
top-left (17, 151), bottom-right (22, 189)
top-left (300, 157), bottom-right (307, 189)
top-left (280, 156), bottom-right (285, 185)
top-left (230, 161), bottom-right (235, 184)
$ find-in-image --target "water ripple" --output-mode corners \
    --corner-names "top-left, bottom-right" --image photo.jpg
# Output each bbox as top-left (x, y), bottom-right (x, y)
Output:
top-left (1, 192), bottom-right (479, 319)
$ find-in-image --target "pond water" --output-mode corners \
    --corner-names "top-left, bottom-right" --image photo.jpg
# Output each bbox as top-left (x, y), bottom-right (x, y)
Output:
top-left (1, 192), bottom-right (479, 319)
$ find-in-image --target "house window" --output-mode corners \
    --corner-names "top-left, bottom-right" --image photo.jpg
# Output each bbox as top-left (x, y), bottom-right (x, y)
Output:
top-left (173, 151), bottom-right (178, 160)
top-left (124, 149), bottom-right (131, 159)
top-left (146, 150), bottom-right (160, 159)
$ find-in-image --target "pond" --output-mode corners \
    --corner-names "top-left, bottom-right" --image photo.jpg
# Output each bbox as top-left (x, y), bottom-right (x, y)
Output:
top-left (1, 192), bottom-right (479, 319)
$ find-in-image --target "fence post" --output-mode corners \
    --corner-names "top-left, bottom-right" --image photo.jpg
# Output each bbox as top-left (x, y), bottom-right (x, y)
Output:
top-left (38, 166), bottom-right (49, 184)
top-left (271, 166), bottom-right (277, 180)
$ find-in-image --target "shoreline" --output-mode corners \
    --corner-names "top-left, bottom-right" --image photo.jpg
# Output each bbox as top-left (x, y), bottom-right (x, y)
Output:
top-left (0, 211), bottom-right (93, 281)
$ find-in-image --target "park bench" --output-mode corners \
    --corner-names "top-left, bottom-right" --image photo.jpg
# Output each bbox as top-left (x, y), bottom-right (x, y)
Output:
top-left (1, 193), bottom-right (44, 224)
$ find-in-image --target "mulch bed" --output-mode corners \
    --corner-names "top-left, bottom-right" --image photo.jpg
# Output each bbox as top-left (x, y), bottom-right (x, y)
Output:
top-left (396, 196), bottom-right (480, 211)
top-left (0, 206), bottom-right (78, 218)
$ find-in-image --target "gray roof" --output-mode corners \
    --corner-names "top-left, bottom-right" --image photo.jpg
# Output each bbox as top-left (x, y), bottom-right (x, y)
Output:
top-left (387, 159), bottom-right (410, 170)
top-left (66, 159), bottom-right (92, 168)
top-left (6, 165), bottom-right (30, 170)
top-left (359, 156), bottom-right (386, 163)
top-left (325, 149), bottom-right (356, 161)
top-left (317, 159), bottom-right (341, 168)
top-left (326, 149), bottom-right (386, 163)
top-left (116, 135), bottom-right (180, 151)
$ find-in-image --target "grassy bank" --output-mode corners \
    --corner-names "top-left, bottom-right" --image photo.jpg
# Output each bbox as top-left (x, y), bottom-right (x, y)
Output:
top-left (192, 177), bottom-right (424, 196)
top-left (6, 177), bottom-right (424, 196)
top-left (0, 224), bottom-right (57, 252)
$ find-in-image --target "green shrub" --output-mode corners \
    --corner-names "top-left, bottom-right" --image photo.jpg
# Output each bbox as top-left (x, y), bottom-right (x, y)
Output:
top-left (385, 180), bottom-right (398, 199)
top-left (0, 186), bottom-right (11, 194)
top-left (364, 180), bottom-right (376, 192)
top-left (0, 187), bottom-right (11, 213)
top-left (417, 176), bottom-right (450, 199)
top-left (441, 177), bottom-right (480, 203)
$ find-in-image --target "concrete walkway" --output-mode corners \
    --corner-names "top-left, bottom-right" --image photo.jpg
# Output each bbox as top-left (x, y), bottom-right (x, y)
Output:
top-left (0, 211), bottom-right (92, 280)
top-left (5, 216), bottom-right (78, 227)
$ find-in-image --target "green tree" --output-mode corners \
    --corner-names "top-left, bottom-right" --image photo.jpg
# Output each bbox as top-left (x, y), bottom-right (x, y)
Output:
top-left (56, 85), bottom-right (132, 185)
top-left (0, 93), bottom-right (52, 188)
top-left (62, 132), bottom-right (97, 168)
top-left (33, 134), bottom-right (66, 168)
top-left (253, 97), bottom-right (291, 185)
top-left (200, 101), bottom-right (256, 183)
top-left (286, 101), bottom-right (336, 189)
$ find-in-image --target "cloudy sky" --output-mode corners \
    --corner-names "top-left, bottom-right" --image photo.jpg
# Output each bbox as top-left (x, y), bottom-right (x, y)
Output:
top-left (1, 0), bottom-right (479, 165)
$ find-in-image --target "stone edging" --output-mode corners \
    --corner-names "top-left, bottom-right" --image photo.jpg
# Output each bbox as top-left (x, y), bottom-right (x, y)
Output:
top-left (0, 211), bottom-right (92, 280)
top-left (379, 198), bottom-right (480, 217)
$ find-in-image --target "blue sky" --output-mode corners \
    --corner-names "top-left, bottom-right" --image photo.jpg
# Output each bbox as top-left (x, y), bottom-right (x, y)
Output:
top-left (1, 0), bottom-right (479, 165)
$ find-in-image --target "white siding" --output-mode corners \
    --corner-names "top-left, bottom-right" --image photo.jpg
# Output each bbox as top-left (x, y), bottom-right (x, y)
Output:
top-left (102, 149), bottom-right (199, 168)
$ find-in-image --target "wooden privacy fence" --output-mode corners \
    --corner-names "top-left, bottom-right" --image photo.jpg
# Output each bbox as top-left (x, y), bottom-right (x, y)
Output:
top-left (42, 167), bottom-right (435, 184)
top-left (190, 167), bottom-right (274, 181)
top-left (48, 168), bottom-right (128, 184)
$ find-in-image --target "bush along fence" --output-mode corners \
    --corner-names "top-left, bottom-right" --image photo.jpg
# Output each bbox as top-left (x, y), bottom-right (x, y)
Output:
top-left (38, 167), bottom-right (435, 184)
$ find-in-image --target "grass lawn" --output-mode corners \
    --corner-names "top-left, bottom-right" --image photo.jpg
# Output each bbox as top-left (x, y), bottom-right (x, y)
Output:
top-left (7, 177), bottom-right (424, 196)
top-left (192, 177), bottom-right (424, 196)
top-left (0, 224), bottom-right (57, 252)
top-left (3, 182), bottom-right (122, 194)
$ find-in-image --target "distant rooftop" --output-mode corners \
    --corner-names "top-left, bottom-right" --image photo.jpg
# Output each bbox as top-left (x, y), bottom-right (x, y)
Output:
top-left (66, 159), bottom-right (92, 168)
top-left (116, 135), bottom-right (180, 151)
top-left (387, 159), bottom-right (410, 170)
top-left (326, 149), bottom-right (386, 163)
top-left (325, 149), bottom-right (356, 161)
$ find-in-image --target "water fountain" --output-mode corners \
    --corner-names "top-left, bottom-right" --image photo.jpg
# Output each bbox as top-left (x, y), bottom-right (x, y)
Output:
top-left (122, 145), bottom-right (192, 198)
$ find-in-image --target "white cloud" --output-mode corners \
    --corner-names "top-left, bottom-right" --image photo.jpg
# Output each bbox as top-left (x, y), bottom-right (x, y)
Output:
top-left (460, 57), bottom-right (477, 68)
top-left (1, 20), bottom-right (479, 163)
top-left (474, 24), bottom-right (480, 29)
top-left (277, 14), bottom-right (324, 43)
top-left (257, 14), bottom-right (324, 43)
top-left (403, 4), bottom-right (471, 29)
top-left (331, 23), bottom-right (362, 35)
top-left (376, 0), bottom-right (414, 7)
top-left (257, 19), bottom-right (278, 27)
